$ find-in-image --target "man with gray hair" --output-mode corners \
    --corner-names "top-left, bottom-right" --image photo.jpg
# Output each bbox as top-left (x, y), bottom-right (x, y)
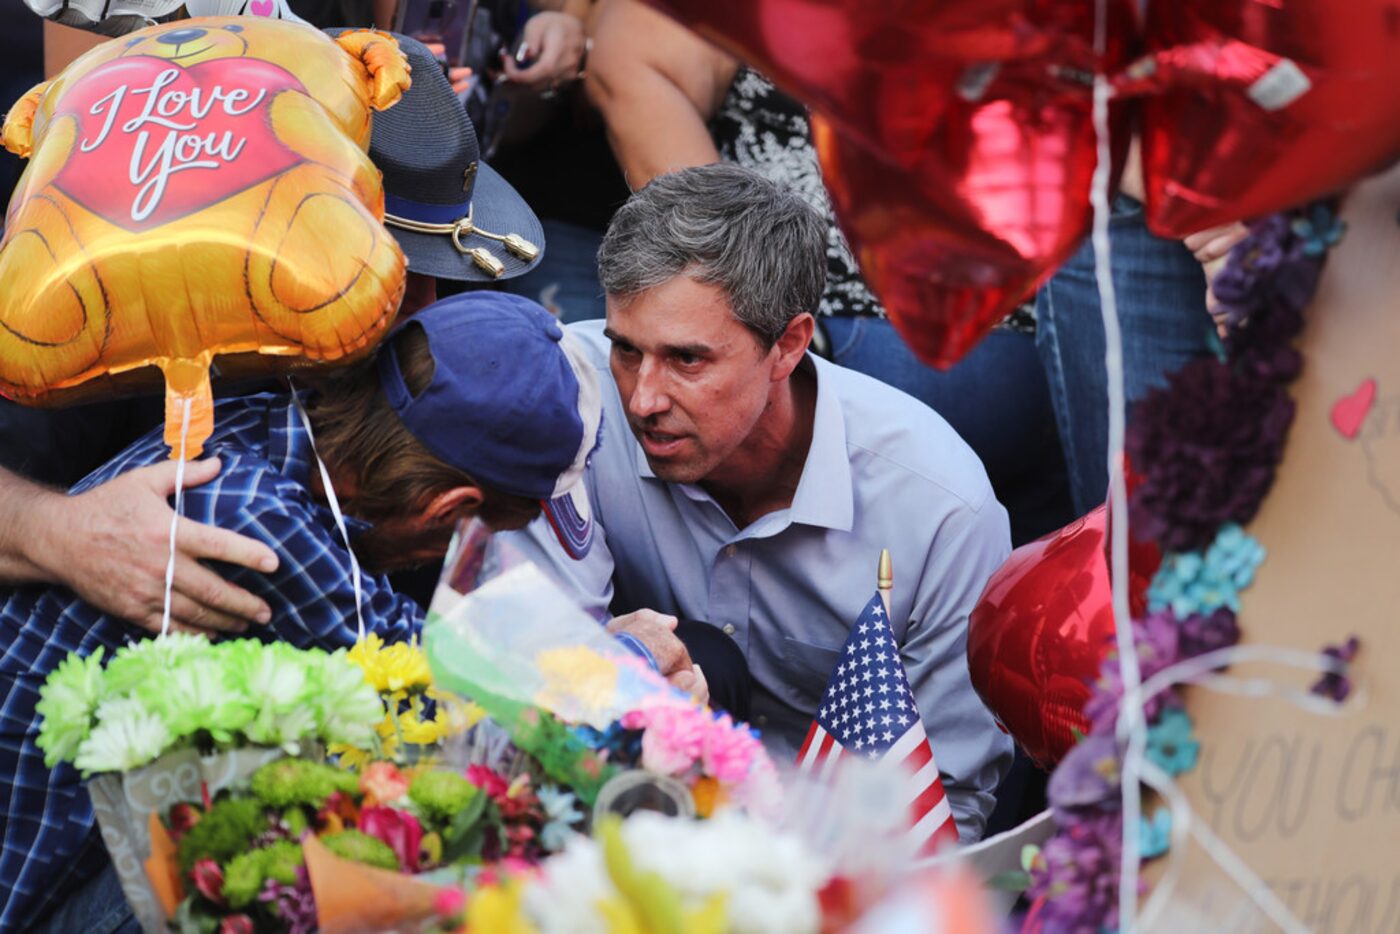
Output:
top-left (510, 162), bottom-right (1014, 839)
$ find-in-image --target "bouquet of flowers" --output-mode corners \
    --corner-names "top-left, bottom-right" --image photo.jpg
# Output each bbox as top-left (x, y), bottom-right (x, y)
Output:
top-left (35, 636), bottom-right (386, 930)
top-left (154, 755), bottom-right (589, 932)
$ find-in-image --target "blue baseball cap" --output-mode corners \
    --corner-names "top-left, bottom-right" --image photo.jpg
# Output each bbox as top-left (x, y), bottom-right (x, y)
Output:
top-left (377, 292), bottom-right (602, 558)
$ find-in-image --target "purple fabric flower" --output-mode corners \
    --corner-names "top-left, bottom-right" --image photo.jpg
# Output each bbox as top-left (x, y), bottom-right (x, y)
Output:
top-left (1212, 206), bottom-right (1330, 333)
top-left (1083, 611), bottom-right (1185, 735)
top-left (258, 865), bottom-right (317, 934)
top-left (1311, 636), bottom-right (1361, 703)
top-left (1027, 811), bottom-right (1137, 934)
top-left (1178, 608), bottom-right (1241, 659)
top-left (1127, 358), bottom-right (1295, 553)
top-left (1047, 734), bottom-right (1122, 821)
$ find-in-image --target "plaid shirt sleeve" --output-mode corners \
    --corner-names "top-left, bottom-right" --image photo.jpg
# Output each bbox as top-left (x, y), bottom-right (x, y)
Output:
top-left (191, 452), bottom-right (424, 649)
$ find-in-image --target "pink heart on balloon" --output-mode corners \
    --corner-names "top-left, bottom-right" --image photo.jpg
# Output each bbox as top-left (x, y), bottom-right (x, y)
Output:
top-left (1331, 377), bottom-right (1377, 440)
top-left (248, 0), bottom-right (277, 14)
top-left (52, 56), bottom-right (304, 232)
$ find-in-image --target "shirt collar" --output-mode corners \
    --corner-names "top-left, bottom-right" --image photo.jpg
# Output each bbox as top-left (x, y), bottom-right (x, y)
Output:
top-left (634, 354), bottom-right (853, 532)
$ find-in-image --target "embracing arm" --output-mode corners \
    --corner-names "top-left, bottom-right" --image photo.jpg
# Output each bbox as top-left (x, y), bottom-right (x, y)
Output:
top-left (583, 0), bottom-right (736, 189)
top-left (0, 460), bottom-right (279, 635)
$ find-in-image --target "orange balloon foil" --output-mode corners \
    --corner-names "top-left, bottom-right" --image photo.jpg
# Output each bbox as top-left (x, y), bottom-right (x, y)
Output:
top-left (0, 20), bottom-right (411, 458)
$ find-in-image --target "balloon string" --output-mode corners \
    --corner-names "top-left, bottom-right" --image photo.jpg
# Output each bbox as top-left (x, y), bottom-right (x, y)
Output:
top-left (1087, 0), bottom-right (1143, 922)
top-left (1122, 642), bottom-right (1353, 933)
top-left (160, 397), bottom-right (193, 638)
top-left (290, 382), bottom-right (366, 644)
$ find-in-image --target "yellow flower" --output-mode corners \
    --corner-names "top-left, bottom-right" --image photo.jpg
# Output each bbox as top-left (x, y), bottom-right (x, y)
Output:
top-left (466, 880), bottom-right (536, 934)
top-left (347, 634), bottom-right (433, 696)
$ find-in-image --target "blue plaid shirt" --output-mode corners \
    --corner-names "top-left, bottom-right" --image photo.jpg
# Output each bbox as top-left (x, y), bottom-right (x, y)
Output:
top-left (0, 393), bottom-right (423, 929)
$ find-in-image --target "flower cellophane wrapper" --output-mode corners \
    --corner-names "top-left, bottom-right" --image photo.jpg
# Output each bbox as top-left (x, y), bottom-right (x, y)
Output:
top-left (425, 522), bottom-right (687, 800)
top-left (302, 832), bottom-right (446, 934)
top-left (88, 744), bottom-right (299, 932)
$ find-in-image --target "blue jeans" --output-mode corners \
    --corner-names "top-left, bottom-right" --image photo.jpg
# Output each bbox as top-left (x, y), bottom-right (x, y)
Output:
top-left (29, 863), bottom-right (138, 934)
top-left (821, 317), bottom-right (1073, 546)
top-left (1034, 196), bottom-right (1215, 516)
top-left (499, 218), bottom-right (607, 324)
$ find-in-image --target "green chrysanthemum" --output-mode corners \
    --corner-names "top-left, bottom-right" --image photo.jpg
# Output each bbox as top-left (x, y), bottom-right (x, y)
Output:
top-left (35, 647), bottom-right (106, 767)
top-left (137, 656), bottom-right (256, 744)
top-left (321, 829), bottom-right (400, 871)
top-left (104, 634), bottom-right (213, 696)
top-left (249, 757), bottom-right (358, 809)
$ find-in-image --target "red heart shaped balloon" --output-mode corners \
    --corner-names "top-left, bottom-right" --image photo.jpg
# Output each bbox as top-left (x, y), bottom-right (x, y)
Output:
top-left (811, 83), bottom-right (1128, 366)
top-left (1127, 0), bottom-right (1400, 237)
top-left (967, 504), bottom-right (1159, 769)
top-left (650, 0), bottom-right (1133, 168)
top-left (646, 0), bottom-right (1136, 365)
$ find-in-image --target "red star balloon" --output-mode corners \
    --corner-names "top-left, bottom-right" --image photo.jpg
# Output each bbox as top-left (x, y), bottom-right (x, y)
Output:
top-left (1126, 0), bottom-right (1400, 237)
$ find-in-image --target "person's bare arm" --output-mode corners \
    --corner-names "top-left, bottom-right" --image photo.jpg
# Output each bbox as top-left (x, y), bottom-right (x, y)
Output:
top-left (584, 0), bottom-right (737, 189)
top-left (0, 460), bottom-right (280, 634)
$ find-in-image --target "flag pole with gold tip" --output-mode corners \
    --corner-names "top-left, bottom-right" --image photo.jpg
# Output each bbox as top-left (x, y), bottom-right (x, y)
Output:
top-left (878, 548), bottom-right (893, 618)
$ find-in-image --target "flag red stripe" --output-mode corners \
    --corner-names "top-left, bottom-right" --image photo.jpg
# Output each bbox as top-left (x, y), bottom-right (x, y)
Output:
top-left (908, 773), bottom-right (948, 826)
top-left (917, 815), bottom-right (960, 856)
top-left (816, 730), bottom-right (837, 768)
top-left (797, 720), bottom-right (820, 763)
top-left (901, 735), bottom-right (933, 774)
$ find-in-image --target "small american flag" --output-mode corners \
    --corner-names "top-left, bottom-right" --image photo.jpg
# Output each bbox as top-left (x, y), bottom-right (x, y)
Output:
top-left (795, 592), bottom-right (958, 854)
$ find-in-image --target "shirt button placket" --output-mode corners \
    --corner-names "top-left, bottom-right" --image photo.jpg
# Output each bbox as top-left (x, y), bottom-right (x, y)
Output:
top-left (709, 541), bottom-right (749, 646)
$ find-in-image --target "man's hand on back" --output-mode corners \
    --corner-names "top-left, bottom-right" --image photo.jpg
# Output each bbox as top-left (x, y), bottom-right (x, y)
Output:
top-left (10, 459), bottom-right (280, 635)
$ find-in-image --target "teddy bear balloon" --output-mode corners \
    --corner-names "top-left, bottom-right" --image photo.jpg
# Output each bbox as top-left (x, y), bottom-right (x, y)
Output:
top-left (0, 20), bottom-right (411, 458)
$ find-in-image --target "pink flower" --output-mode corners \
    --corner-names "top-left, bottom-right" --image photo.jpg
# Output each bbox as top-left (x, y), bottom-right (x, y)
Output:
top-left (168, 802), bottom-right (202, 842)
top-left (637, 707), bottom-right (706, 775)
top-left (360, 761), bottom-right (409, 804)
top-left (191, 858), bottom-right (225, 906)
top-left (465, 765), bottom-right (508, 799)
top-left (699, 714), bottom-right (758, 785)
top-left (433, 887), bottom-right (466, 918)
top-left (219, 916), bottom-right (254, 934)
top-left (359, 806), bottom-right (424, 873)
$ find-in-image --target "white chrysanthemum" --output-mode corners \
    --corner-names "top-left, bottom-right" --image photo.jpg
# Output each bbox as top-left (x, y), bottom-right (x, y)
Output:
top-left (524, 811), bottom-right (823, 934)
top-left (74, 701), bottom-right (172, 774)
top-left (523, 834), bottom-right (613, 934)
top-left (311, 650), bottom-right (384, 748)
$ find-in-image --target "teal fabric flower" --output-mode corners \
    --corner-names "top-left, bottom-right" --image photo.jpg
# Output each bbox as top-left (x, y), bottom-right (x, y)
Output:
top-left (537, 784), bottom-right (585, 851)
top-left (1146, 709), bottom-right (1200, 776)
top-left (35, 648), bottom-right (107, 767)
top-left (1139, 808), bottom-right (1172, 859)
top-left (1290, 204), bottom-right (1346, 257)
top-left (1147, 523), bottom-right (1265, 617)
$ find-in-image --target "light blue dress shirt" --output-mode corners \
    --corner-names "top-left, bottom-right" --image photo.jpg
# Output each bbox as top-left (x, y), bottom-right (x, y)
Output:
top-left (506, 321), bottom-right (1014, 838)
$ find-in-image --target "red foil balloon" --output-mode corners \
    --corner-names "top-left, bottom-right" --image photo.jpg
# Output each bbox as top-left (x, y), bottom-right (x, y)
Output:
top-left (966, 504), bottom-right (1159, 769)
top-left (649, 0), bottom-right (1136, 366)
top-left (1127, 0), bottom-right (1400, 237)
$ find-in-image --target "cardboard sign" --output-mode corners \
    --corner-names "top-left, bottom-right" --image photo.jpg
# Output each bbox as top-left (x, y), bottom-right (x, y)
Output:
top-left (1147, 164), bottom-right (1400, 931)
